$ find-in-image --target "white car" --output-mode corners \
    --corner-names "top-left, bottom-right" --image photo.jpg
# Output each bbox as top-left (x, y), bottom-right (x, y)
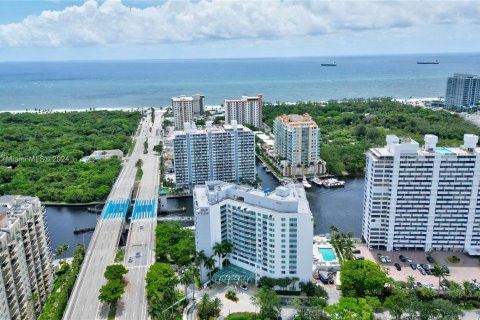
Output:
top-left (385, 256), bottom-right (392, 263)
top-left (406, 258), bottom-right (413, 263)
top-left (380, 256), bottom-right (387, 263)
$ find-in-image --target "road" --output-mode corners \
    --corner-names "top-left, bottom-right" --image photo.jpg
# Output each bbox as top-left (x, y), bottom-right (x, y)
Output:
top-left (63, 109), bottom-right (162, 320)
top-left (115, 109), bottom-right (164, 320)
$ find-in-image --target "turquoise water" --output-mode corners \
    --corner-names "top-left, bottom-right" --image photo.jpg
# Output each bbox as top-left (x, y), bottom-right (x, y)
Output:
top-left (319, 247), bottom-right (337, 262)
top-left (434, 147), bottom-right (455, 155)
top-left (0, 53), bottom-right (480, 110)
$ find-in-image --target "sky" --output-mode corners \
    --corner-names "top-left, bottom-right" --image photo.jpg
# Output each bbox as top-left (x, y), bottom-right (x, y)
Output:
top-left (0, 0), bottom-right (479, 61)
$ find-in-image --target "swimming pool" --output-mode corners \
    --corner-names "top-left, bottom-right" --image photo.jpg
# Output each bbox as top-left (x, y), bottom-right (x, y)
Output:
top-left (434, 147), bottom-right (455, 155)
top-left (318, 247), bottom-right (337, 262)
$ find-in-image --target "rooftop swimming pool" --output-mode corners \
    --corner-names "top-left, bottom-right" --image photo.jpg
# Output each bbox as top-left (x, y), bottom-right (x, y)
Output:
top-left (434, 147), bottom-right (455, 155)
top-left (318, 247), bottom-right (337, 262)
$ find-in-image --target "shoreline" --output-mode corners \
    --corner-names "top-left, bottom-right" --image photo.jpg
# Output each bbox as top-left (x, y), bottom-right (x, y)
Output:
top-left (43, 201), bottom-right (105, 207)
top-left (0, 97), bottom-right (445, 114)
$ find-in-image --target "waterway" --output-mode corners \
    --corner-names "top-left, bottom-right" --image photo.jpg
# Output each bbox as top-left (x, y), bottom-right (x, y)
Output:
top-left (46, 161), bottom-right (365, 257)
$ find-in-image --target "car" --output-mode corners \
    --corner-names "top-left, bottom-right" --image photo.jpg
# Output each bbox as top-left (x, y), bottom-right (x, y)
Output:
top-left (411, 282), bottom-right (418, 289)
top-left (355, 255), bottom-right (365, 260)
top-left (385, 256), bottom-right (392, 263)
top-left (135, 252), bottom-right (141, 258)
top-left (239, 284), bottom-right (248, 291)
top-left (140, 225), bottom-right (144, 230)
top-left (128, 257), bottom-right (133, 263)
top-left (443, 265), bottom-right (450, 274)
top-left (410, 263), bottom-right (417, 270)
top-left (380, 256), bottom-right (387, 263)
top-left (399, 255), bottom-right (407, 262)
top-left (419, 267), bottom-right (426, 275)
top-left (421, 264), bottom-right (428, 270)
top-left (425, 268), bottom-right (432, 275)
top-left (394, 263), bottom-right (401, 271)
top-left (319, 273), bottom-right (329, 285)
top-left (427, 256), bottom-right (435, 263)
top-left (406, 258), bottom-right (413, 263)
top-left (351, 249), bottom-right (361, 254)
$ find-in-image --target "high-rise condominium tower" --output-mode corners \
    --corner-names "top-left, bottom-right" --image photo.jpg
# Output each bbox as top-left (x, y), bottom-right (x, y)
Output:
top-left (363, 134), bottom-right (480, 253)
top-left (224, 95), bottom-right (263, 128)
top-left (172, 94), bottom-right (205, 130)
top-left (445, 73), bottom-right (480, 108)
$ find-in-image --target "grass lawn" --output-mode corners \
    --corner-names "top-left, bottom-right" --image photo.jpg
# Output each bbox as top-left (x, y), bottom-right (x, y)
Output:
top-left (225, 312), bottom-right (257, 320)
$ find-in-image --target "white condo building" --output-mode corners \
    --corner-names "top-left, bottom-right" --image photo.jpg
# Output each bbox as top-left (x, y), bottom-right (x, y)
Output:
top-left (224, 95), bottom-right (263, 128)
top-left (0, 196), bottom-right (53, 320)
top-left (363, 134), bottom-right (480, 253)
top-left (173, 121), bottom-right (256, 191)
top-left (194, 181), bottom-right (313, 283)
top-left (172, 94), bottom-right (205, 130)
top-left (445, 74), bottom-right (480, 109)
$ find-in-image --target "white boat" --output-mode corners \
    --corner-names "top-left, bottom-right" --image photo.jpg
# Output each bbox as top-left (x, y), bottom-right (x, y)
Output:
top-left (265, 168), bottom-right (271, 173)
top-left (323, 178), bottom-right (346, 188)
top-left (312, 177), bottom-right (323, 186)
top-left (302, 176), bottom-right (312, 189)
top-left (261, 163), bottom-right (267, 168)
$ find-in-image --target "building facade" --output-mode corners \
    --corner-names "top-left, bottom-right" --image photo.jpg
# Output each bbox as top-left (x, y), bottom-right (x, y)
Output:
top-left (445, 73), bottom-right (480, 109)
top-left (0, 196), bottom-right (53, 320)
top-left (273, 114), bottom-right (323, 175)
top-left (224, 95), bottom-right (263, 128)
top-left (363, 134), bottom-right (480, 253)
top-left (173, 121), bottom-right (256, 191)
top-left (194, 181), bottom-right (313, 283)
top-left (172, 94), bottom-right (205, 130)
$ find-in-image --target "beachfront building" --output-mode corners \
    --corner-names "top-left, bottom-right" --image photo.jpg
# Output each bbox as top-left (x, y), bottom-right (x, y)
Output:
top-left (194, 181), bottom-right (313, 284)
top-left (172, 94), bottom-right (205, 130)
top-left (172, 121), bottom-right (255, 191)
top-left (0, 196), bottom-right (54, 320)
top-left (273, 114), bottom-right (324, 176)
top-left (445, 73), bottom-right (480, 109)
top-left (363, 134), bottom-right (480, 253)
top-left (224, 95), bottom-right (263, 128)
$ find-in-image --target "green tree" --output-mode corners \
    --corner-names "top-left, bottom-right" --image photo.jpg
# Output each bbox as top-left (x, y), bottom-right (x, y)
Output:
top-left (98, 279), bottom-right (125, 304)
top-left (179, 269), bottom-right (193, 298)
top-left (203, 256), bottom-right (216, 282)
top-left (153, 143), bottom-right (163, 154)
top-left (56, 243), bottom-right (69, 260)
top-left (432, 264), bottom-right (446, 291)
top-left (251, 289), bottom-right (282, 320)
top-left (198, 294), bottom-right (223, 319)
top-left (325, 297), bottom-right (374, 320)
top-left (104, 264), bottom-right (128, 281)
top-left (341, 260), bottom-right (388, 297)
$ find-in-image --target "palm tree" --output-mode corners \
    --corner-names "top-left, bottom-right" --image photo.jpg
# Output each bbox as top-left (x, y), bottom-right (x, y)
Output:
top-left (189, 265), bottom-right (200, 300)
top-left (203, 256), bottom-right (216, 282)
top-left (329, 225), bottom-right (339, 235)
top-left (221, 240), bottom-right (233, 266)
top-left (406, 275), bottom-right (416, 289)
top-left (179, 270), bottom-right (193, 298)
top-left (212, 242), bottom-right (224, 269)
top-left (195, 250), bottom-right (207, 266)
top-left (56, 243), bottom-right (69, 260)
top-left (433, 265), bottom-right (446, 291)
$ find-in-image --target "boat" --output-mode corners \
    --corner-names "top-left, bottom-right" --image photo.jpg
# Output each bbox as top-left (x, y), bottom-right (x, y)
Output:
top-left (417, 60), bottom-right (439, 65)
top-left (265, 168), bottom-right (271, 173)
top-left (312, 177), bottom-right (323, 186)
top-left (261, 163), bottom-right (267, 168)
top-left (323, 178), bottom-right (346, 188)
top-left (302, 176), bottom-right (312, 189)
top-left (321, 62), bottom-right (336, 66)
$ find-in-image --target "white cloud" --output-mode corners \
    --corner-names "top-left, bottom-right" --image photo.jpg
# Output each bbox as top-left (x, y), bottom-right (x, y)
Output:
top-left (0, 0), bottom-right (479, 48)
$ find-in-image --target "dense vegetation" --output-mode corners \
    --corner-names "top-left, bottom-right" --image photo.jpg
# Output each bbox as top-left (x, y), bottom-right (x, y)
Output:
top-left (0, 111), bottom-right (141, 202)
top-left (155, 222), bottom-right (195, 266)
top-left (263, 99), bottom-right (480, 175)
top-left (39, 244), bottom-right (85, 320)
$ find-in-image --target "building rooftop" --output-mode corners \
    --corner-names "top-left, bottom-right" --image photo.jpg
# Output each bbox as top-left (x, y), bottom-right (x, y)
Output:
top-left (194, 181), bottom-right (312, 215)
top-left (224, 95), bottom-right (262, 102)
top-left (369, 134), bottom-right (480, 158)
top-left (173, 121), bottom-right (252, 136)
top-left (276, 114), bottom-right (318, 127)
top-left (0, 195), bottom-right (39, 231)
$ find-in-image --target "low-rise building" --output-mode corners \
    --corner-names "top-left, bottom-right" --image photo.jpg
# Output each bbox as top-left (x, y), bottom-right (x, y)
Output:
top-left (0, 196), bottom-right (53, 320)
top-left (194, 181), bottom-right (313, 284)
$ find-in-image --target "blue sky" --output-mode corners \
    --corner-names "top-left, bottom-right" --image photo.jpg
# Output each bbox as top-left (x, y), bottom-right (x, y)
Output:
top-left (0, 0), bottom-right (479, 61)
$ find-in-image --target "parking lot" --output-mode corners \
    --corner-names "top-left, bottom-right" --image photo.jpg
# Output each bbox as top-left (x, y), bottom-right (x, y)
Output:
top-left (355, 244), bottom-right (480, 285)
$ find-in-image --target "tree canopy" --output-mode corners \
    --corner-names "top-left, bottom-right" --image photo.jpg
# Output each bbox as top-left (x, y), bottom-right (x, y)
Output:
top-left (0, 111), bottom-right (140, 202)
top-left (155, 222), bottom-right (195, 266)
top-left (340, 260), bottom-right (388, 297)
top-left (263, 99), bottom-right (480, 175)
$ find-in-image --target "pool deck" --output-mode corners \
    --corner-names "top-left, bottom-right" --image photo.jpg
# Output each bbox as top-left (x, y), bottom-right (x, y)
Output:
top-left (313, 236), bottom-right (341, 271)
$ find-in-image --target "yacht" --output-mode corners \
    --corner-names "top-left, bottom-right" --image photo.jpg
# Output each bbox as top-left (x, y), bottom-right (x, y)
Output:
top-left (302, 176), bottom-right (312, 189)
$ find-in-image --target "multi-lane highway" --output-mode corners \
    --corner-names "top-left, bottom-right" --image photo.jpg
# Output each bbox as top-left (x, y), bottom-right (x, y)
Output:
top-left (63, 109), bottom-right (163, 320)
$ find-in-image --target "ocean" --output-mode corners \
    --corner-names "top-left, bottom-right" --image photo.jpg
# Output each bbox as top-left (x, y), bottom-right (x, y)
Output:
top-left (0, 53), bottom-right (479, 111)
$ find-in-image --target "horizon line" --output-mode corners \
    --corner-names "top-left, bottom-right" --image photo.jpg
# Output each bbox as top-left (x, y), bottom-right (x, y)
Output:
top-left (0, 51), bottom-right (479, 63)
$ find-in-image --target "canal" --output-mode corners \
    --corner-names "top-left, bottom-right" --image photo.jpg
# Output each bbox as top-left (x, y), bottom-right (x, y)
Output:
top-left (46, 160), bottom-right (364, 257)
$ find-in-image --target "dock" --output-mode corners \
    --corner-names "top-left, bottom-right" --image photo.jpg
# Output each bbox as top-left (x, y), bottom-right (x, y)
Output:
top-left (73, 227), bottom-right (95, 234)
